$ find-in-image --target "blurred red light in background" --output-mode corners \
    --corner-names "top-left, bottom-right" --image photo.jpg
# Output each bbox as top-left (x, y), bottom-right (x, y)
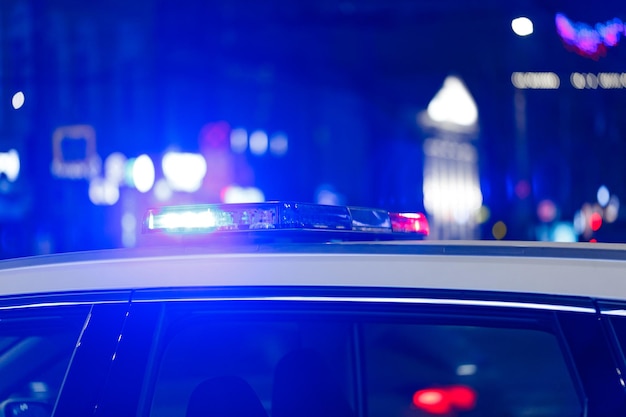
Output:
top-left (413, 385), bottom-right (476, 415)
top-left (413, 388), bottom-right (450, 415)
top-left (590, 212), bottom-right (602, 231)
top-left (447, 386), bottom-right (477, 410)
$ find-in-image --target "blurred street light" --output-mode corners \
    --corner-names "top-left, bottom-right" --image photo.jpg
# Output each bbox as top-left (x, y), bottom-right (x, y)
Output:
top-left (11, 92), bottom-right (25, 110)
top-left (512, 17), bottom-right (534, 37)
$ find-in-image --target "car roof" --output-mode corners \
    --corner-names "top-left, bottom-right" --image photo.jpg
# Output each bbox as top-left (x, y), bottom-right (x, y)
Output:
top-left (0, 241), bottom-right (626, 303)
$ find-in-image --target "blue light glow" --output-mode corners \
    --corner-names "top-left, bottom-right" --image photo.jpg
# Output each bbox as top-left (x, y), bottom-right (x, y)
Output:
top-left (597, 185), bottom-right (610, 207)
top-left (269, 133), bottom-right (288, 156)
top-left (230, 128), bottom-right (248, 154)
top-left (249, 131), bottom-right (269, 155)
top-left (154, 210), bottom-right (217, 230)
top-left (552, 223), bottom-right (577, 243)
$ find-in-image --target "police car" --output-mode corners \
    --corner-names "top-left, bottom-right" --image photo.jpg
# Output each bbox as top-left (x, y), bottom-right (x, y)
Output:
top-left (0, 202), bottom-right (625, 417)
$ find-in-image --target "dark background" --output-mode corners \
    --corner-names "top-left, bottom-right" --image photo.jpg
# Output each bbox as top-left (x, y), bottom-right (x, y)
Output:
top-left (1, 0), bottom-right (626, 256)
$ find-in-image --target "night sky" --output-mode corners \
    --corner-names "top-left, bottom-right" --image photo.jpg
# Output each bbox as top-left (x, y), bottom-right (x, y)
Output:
top-left (1, 0), bottom-right (626, 256)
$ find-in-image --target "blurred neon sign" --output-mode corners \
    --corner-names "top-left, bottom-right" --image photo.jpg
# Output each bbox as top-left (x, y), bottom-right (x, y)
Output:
top-left (555, 13), bottom-right (625, 59)
top-left (51, 125), bottom-right (101, 179)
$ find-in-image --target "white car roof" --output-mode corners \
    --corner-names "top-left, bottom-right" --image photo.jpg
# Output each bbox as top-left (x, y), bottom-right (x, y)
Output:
top-left (0, 241), bottom-right (625, 304)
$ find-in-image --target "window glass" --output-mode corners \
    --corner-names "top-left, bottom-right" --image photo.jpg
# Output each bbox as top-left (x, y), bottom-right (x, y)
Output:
top-left (146, 309), bottom-right (580, 417)
top-left (0, 305), bottom-right (90, 415)
top-left (150, 316), bottom-right (355, 417)
top-left (363, 323), bottom-right (581, 417)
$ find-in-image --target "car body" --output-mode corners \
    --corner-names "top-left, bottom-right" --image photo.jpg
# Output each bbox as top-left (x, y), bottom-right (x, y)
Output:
top-left (1, 205), bottom-right (626, 417)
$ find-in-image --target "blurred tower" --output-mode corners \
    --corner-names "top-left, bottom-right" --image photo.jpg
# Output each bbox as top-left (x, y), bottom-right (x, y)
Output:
top-left (419, 76), bottom-right (482, 240)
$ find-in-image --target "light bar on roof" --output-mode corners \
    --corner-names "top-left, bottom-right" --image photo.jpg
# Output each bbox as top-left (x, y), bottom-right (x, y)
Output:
top-left (143, 202), bottom-right (429, 237)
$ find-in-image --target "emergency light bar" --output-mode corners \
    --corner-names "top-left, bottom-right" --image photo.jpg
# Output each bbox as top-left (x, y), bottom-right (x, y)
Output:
top-left (143, 202), bottom-right (429, 239)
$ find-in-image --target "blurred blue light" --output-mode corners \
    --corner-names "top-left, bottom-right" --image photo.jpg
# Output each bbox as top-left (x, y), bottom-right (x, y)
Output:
top-left (89, 178), bottom-right (120, 206)
top-left (597, 185), bottom-right (610, 207)
top-left (269, 133), bottom-right (288, 156)
top-left (249, 131), bottom-right (269, 155)
top-left (315, 184), bottom-right (345, 206)
top-left (230, 128), bottom-right (248, 154)
top-left (552, 222), bottom-right (577, 243)
top-left (154, 210), bottom-right (217, 230)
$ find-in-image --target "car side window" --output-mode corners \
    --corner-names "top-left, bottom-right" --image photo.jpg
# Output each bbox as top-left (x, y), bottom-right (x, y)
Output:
top-left (0, 304), bottom-right (90, 417)
top-left (131, 302), bottom-right (582, 417)
top-left (149, 316), bottom-right (355, 417)
top-left (363, 322), bottom-right (581, 417)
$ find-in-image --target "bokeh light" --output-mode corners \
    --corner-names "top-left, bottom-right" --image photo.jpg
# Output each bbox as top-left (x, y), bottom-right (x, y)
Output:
top-left (153, 178), bottom-right (173, 202)
top-left (249, 131), bottom-right (269, 156)
top-left (556, 13), bottom-right (625, 59)
top-left (423, 139), bottom-right (482, 225)
top-left (492, 221), bottom-right (507, 240)
top-left (11, 92), bottom-right (25, 110)
top-left (605, 195), bottom-right (620, 223)
top-left (230, 128), bottom-right (248, 154)
top-left (552, 223), bottom-right (577, 243)
top-left (456, 364), bottom-right (477, 376)
top-left (590, 212), bottom-right (602, 232)
top-left (476, 206), bottom-right (491, 224)
top-left (511, 72), bottom-right (559, 89)
top-left (426, 76), bottom-right (478, 127)
top-left (222, 185), bottom-right (265, 203)
top-left (0, 150), bottom-right (20, 182)
top-left (104, 152), bottom-right (127, 185)
top-left (573, 210), bottom-right (585, 235)
top-left (162, 152), bottom-right (207, 192)
top-left (597, 185), bottom-right (610, 207)
top-left (269, 133), bottom-right (289, 156)
top-left (132, 154), bottom-right (155, 193)
top-left (88, 178), bottom-right (120, 206)
top-left (537, 200), bottom-right (557, 223)
top-left (512, 17), bottom-right (533, 36)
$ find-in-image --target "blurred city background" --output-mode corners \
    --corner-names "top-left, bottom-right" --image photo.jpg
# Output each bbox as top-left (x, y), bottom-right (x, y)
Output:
top-left (1, 0), bottom-right (626, 257)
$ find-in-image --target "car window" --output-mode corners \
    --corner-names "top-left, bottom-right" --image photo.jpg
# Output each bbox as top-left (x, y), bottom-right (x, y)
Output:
top-left (138, 304), bottom-right (581, 417)
top-left (0, 305), bottom-right (90, 417)
top-left (364, 323), bottom-right (580, 417)
top-left (150, 317), bottom-right (355, 417)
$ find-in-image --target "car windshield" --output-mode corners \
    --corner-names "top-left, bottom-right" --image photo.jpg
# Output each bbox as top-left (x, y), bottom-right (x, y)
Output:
top-left (0, 0), bottom-right (624, 257)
